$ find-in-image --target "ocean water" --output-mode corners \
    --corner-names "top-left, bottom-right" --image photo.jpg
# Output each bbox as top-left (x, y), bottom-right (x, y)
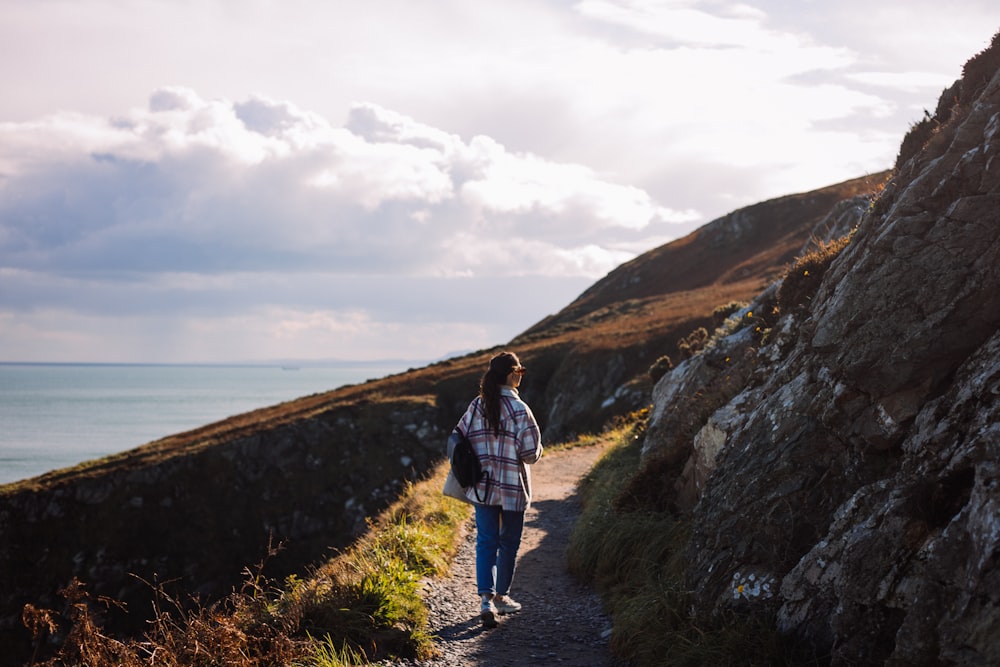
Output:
top-left (0, 361), bottom-right (411, 485)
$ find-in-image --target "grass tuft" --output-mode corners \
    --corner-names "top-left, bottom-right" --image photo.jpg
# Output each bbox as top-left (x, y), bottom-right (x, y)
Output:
top-left (777, 234), bottom-right (853, 315)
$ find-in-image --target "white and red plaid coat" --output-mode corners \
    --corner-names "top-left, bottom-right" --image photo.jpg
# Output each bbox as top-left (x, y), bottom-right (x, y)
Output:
top-left (453, 387), bottom-right (542, 511)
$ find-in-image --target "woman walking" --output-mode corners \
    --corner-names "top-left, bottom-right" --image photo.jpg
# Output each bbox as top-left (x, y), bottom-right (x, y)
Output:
top-left (449, 351), bottom-right (543, 628)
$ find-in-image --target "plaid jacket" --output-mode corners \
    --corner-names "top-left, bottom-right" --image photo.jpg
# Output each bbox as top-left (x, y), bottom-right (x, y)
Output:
top-left (453, 387), bottom-right (542, 511)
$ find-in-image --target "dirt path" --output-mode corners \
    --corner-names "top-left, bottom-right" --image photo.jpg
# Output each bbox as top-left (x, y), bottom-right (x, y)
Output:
top-left (380, 443), bottom-right (620, 666)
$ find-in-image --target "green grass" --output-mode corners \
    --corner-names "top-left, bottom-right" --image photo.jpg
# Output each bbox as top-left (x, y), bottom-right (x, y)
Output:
top-left (271, 463), bottom-right (472, 664)
top-left (307, 633), bottom-right (367, 667)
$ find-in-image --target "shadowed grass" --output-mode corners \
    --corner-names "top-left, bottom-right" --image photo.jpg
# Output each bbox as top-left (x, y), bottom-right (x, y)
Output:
top-left (567, 412), bottom-right (821, 666)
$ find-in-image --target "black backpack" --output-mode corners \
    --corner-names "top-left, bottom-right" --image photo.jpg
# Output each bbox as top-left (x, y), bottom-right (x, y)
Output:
top-left (451, 427), bottom-right (489, 503)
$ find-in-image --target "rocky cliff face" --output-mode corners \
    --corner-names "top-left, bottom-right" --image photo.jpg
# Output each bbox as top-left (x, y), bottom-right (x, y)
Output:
top-left (643, 33), bottom-right (1000, 665)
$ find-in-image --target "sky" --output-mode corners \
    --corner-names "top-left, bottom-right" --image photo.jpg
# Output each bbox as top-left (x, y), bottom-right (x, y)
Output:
top-left (1, 1), bottom-right (998, 365)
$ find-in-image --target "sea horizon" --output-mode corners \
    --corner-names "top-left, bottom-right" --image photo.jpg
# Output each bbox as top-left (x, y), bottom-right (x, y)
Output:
top-left (0, 357), bottom-right (428, 368)
top-left (0, 359), bottom-right (427, 486)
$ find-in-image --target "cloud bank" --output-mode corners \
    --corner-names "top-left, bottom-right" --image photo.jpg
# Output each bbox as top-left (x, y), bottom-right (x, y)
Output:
top-left (0, 88), bottom-right (696, 362)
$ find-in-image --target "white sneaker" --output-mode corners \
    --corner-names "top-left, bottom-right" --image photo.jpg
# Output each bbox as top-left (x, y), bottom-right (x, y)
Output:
top-left (480, 596), bottom-right (498, 628)
top-left (494, 594), bottom-right (522, 614)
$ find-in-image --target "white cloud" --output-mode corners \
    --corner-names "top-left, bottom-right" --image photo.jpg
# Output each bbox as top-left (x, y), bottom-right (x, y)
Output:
top-left (0, 89), bottom-right (685, 280)
top-left (460, 142), bottom-right (698, 230)
top-left (845, 70), bottom-right (959, 93)
top-left (0, 272), bottom-right (591, 364)
top-left (0, 89), bottom-right (660, 360)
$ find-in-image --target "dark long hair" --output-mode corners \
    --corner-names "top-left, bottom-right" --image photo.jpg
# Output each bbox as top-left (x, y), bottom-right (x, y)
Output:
top-left (479, 351), bottom-right (518, 435)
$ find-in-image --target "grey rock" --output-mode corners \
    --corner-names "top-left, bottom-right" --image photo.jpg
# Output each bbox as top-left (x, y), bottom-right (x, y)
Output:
top-left (642, 40), bottom-right (1000, 665)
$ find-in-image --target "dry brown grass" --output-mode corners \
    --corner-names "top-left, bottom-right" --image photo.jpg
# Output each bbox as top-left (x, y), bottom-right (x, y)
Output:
top-left (22, 566), bottom-right (308, 667)
top-left (778, 234), bottom-right (853, 315)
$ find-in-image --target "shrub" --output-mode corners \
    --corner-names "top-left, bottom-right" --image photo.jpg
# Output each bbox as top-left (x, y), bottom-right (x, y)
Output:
top-left (896, 30), bottom-right (999, 169)
top-left (647, 355), bottom-right (674, 384)
top-left (961, 29), bottom-right (1000, 105)
top-left (677, 327), bottom-right (709, 359)
top-left (712, 301), bottom-right (748, 328)
top-left (895, 111), bottom-right (938, 169)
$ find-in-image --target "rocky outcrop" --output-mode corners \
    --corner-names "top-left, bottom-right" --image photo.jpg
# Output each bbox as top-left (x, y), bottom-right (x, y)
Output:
top-left (643, 32), bottom-right (1000, 665)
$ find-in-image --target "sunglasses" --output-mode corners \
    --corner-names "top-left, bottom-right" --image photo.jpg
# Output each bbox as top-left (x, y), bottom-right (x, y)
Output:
top-left (511, 366), bottom-right (526, 375)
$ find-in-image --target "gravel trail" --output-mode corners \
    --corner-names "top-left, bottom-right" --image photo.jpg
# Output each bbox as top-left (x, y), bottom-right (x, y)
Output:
top-left (381, 443), bottom-right (620, 667)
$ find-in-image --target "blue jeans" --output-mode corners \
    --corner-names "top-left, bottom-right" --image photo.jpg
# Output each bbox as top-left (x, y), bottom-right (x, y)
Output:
top-left (474, 504), bottom-right (525, 596)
